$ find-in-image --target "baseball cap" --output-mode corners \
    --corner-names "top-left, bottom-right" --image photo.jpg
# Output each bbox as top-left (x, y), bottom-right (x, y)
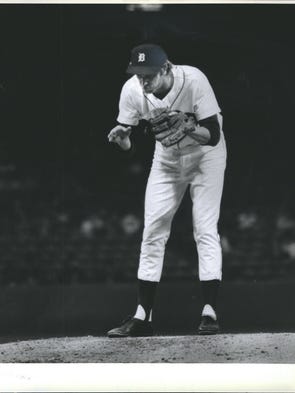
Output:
top-left (126, 44), bottom-right (168, 75)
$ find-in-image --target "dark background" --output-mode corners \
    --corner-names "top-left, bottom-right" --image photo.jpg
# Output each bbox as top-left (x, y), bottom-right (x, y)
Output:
top-left (0, 4), bottom-right (295, 338)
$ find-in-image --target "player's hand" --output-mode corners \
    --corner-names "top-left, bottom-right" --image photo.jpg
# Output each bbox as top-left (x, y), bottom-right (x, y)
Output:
top-left (108, 125), bottom-right (132, 150)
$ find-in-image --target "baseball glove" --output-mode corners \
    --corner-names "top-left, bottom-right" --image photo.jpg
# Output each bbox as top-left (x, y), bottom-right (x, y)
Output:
top-left (142, 108), bottom-right (197, 147)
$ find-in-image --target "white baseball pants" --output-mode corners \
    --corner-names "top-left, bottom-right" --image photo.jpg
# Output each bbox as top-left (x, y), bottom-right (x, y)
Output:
top-left (138, 134), bottom-right (227, 282)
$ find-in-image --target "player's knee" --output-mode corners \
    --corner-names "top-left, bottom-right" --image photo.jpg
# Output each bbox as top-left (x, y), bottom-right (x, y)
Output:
top-left (142, 231), bottom-right (170, 245)
top-left (194, 229), bottom-right (220, 245)
top-left (142, 222), bottom-right (171, 243)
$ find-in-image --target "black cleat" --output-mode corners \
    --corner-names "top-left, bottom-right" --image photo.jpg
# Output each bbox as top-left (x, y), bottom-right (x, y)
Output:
top-left (107, 316), bottom-right (153, 338)
top-left (198, 316), bottom-right (220, 335)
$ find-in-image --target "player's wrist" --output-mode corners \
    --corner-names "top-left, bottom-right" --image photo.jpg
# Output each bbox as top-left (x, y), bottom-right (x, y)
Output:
top-left (188, 125), bottom-right (211, 145)
top-left (118, 136), bottom-right (132, 151)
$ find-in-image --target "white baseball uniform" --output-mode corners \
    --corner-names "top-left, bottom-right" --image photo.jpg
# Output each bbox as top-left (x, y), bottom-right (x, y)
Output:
top-left (117, 65), bottom-right (227, 282)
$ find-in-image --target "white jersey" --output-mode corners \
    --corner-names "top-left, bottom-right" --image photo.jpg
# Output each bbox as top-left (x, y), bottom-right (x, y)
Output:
top-left (117, 65), bottom-right (221, 125)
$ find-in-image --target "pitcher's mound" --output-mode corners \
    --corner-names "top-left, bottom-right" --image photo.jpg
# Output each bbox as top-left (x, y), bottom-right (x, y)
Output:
top-left (0, 333), bottom-right (293, 363)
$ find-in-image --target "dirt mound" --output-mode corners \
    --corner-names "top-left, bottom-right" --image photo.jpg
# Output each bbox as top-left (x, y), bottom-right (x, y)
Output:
top-left (0, 332), bottom-right (293, 363)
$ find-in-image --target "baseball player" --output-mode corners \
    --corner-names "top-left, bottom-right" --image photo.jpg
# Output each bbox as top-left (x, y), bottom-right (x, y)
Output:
top-left (107, 44), bottom-right (227, 337)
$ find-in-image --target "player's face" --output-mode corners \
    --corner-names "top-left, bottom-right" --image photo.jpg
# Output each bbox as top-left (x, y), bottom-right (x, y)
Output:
top-left (136, 70), bottom-right (164, 94)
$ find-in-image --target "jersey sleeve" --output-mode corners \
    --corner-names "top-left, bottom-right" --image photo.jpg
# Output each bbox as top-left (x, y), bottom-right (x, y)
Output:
top-left (116, 79), bottom-right (141, 126)
top-left (192, 70), bottom-right (221, 121)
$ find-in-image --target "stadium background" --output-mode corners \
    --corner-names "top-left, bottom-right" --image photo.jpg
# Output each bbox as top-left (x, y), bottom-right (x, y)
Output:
top-left (0, 4), bottom-right (294, 340)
